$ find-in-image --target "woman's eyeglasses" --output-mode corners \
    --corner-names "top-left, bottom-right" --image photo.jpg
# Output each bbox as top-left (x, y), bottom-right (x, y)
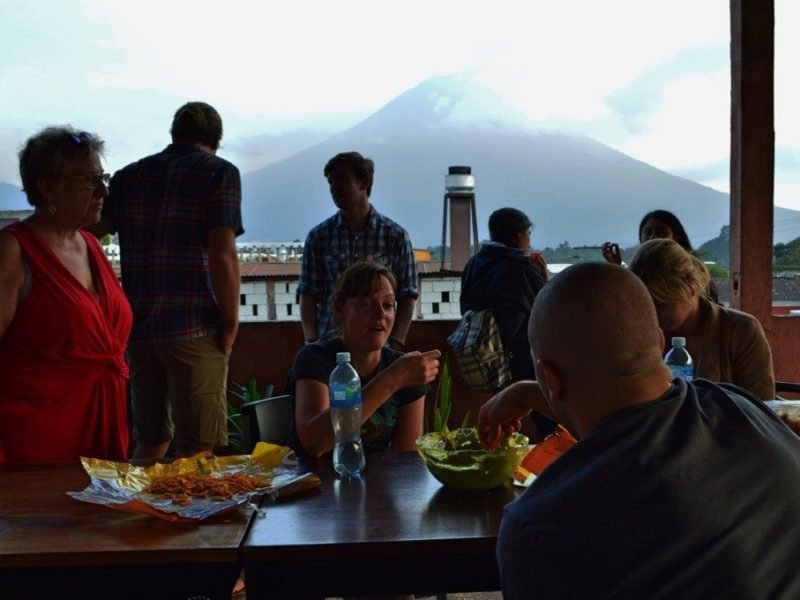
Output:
top-left (66, 173), bottom-right (111, 190)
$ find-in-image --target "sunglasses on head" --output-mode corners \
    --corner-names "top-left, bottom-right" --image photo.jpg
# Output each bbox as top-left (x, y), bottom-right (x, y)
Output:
top-left (66, 131), bottom-right (93, 146)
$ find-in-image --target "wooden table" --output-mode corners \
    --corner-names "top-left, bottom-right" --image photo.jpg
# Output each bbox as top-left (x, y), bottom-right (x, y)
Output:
top-left (243, 451), bottom-right (522, 597)
top-left (0, 462), bottom-right (253, 600)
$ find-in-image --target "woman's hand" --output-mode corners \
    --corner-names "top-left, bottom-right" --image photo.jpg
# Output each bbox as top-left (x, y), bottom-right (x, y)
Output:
top-left (530, 252), bottom-right (549, 282)
top-left (601, 242), bottom-right (622, 265)
top-left (386, 349), bottom-right (441, 388)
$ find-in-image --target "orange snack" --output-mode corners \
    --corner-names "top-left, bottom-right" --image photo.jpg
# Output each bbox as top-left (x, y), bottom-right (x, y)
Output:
top-left (520, 425), bottom-right (577, 475)
top-left (144, 473), bottom-right (269, 504)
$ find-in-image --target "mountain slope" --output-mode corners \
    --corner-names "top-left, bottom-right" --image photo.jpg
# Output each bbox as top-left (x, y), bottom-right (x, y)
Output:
top-left (0, 182), bottom-right (28, 210)
top-left (241, 75), bottom-right (797, 248)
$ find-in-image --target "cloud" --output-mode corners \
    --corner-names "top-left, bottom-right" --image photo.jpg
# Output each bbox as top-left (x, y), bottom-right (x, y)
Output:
top-left (670, 159), bottom-right (729, 184)
top-left (605, 44), bottom-right (729, 134)
top-left (776, 147), bottom-right (800, 173)
top-left (224, 129), bottom-right (335, 174)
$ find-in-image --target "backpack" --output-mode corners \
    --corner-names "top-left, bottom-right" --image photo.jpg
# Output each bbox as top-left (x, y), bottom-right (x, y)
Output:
top-left (447, 308), bottom-right (513, 393)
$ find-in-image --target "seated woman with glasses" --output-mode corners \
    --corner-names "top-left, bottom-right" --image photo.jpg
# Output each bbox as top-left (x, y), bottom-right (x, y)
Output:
top-left (629, 238), bottom-right (775, 400)
top-left (287, 260), bottom-right (440, 457)
top-left (0, 126), bottom-right (132, 463)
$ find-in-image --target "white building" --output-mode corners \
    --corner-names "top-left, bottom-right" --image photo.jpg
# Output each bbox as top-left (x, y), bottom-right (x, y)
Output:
top-left (237, 261), bottom-right (463, 323)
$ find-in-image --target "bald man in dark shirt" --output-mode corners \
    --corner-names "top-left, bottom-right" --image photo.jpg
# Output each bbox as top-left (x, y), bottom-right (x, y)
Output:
top-left (480, 263), bottom-right (800, 600)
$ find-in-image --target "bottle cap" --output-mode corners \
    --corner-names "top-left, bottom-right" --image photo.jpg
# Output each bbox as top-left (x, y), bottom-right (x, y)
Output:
top-left (336, 352), bottom-right (351, 363)
top-left (671, 337), bottom-right (686, 346)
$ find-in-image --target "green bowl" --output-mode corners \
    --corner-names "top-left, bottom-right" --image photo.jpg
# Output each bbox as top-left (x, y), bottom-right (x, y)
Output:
top-left (416, 428), bottom-right (529, 492)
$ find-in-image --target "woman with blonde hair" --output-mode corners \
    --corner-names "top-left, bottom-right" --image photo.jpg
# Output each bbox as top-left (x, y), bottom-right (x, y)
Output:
top-left (629, 239), bottom-right (774, 399)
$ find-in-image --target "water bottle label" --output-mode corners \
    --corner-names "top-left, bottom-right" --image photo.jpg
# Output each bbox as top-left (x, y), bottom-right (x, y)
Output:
top-left (331, 386), bottom-right (361, 408)
top-left (669, 365), bottom-right (694, 382)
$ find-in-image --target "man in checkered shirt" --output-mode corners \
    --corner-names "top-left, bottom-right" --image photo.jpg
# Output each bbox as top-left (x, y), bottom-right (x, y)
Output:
top-left (94, 102), bottom-right (242, 459)
top-left (298, 151), bottom-right (418, 349)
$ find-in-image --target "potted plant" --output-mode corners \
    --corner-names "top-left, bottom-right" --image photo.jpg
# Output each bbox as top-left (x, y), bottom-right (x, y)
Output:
top-left (223, 379), bottom-right (275, 454)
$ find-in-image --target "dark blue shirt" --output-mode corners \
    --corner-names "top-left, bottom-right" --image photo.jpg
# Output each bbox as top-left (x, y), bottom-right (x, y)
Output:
top-left (498, 379), bottom-right (800, 599)
top-left (460, 242), bottom-right (546, 381)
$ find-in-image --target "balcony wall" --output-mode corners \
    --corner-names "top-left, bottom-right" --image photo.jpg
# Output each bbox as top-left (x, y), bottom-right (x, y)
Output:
top-left (230, 317), bottom-right (800, 429)
top-left (764, 317), bottom-right (800, 387)
top-left (229, 320), bottom-right (493, 434)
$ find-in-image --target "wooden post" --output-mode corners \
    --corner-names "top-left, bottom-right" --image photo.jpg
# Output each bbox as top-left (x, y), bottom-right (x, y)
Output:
top-left (729, 0), bottom-right (774, 318)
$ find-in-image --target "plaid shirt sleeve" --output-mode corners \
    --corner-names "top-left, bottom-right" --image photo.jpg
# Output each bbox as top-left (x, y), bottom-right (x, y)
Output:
top-left (297, 228), bottom-right (321, 296)
top-left (206, 163), bottom-right (244, 236)
top-left (393, 226), bottom-right (419, 299)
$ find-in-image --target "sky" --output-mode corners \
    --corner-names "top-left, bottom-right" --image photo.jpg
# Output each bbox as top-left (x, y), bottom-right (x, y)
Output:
top-left (1, 0), bottom-right (799, 225)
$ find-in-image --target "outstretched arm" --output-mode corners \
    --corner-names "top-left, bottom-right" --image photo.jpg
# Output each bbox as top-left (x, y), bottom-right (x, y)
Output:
top-left (478, 381), bottom-right (557, 448)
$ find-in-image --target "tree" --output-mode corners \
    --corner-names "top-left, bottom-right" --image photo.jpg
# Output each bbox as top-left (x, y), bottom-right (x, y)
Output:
top-left (774, 237), bottom-right (800, 271)
top-left (696, 225), bottom-right (730, 266)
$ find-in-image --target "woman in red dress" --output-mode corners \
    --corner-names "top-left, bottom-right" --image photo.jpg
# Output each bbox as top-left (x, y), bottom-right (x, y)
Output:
top-left (0, 126), bottom-right (132, 462)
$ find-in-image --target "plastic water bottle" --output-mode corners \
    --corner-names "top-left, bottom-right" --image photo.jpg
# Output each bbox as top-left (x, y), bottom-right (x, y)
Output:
top-left (665, 337), bottom-right (694, 382)
top-left (329, 352), bottom-right (365, 476)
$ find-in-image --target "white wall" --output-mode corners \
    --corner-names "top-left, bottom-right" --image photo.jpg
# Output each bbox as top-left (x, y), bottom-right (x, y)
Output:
top-left (237, 275), bottom-right (463, 323)
top-left (418, 277), bottom-right (461, 320)
top-left (239, 281), bottom-right (269, 322)
top-left (274, 280), bottom-right (301, 321)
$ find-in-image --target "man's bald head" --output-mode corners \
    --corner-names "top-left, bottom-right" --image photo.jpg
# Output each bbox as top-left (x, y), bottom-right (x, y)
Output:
top-left (530, 263), bottom-right (665, 383)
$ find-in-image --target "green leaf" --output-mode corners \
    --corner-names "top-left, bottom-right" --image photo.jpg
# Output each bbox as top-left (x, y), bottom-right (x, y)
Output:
top-left (460, 411), bottom-right (471, 429)
top-left (247, 378), bottom-right (259, 402)
top-left (440, 356), bottom-right (452, 428)
top-left (228, 381), bottom-right (248, 402)
top-left (429, 353), bottom-right (454, 434)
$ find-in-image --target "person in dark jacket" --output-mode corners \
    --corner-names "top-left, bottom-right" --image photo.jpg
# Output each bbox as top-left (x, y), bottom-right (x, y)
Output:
top-left (460, 207), bottom-right (553, 438)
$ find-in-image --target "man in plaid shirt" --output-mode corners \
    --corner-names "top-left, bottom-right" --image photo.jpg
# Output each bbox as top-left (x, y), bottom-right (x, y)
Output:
top-left (298, 151), bottom-right (418, 349)
top-left (94, 102), bottom-right (242, 459)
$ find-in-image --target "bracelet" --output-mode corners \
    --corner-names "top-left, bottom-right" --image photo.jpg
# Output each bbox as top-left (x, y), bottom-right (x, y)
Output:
top-left (389, 335), bottom-right (406, 348)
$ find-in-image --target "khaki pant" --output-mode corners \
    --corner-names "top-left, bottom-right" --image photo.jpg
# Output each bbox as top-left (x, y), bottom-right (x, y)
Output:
top-left (129, 335), bottom-right (229, 455)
